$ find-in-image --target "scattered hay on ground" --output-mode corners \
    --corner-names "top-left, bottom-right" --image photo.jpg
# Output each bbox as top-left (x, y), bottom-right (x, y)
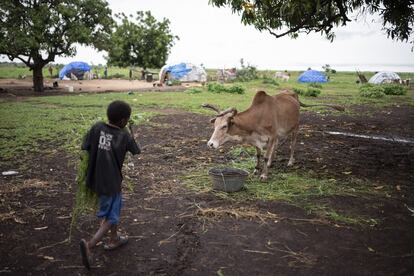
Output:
top-left (0, 178), bottom-right (51, 193)
top-left (182, 204), bottom-right (279, 223)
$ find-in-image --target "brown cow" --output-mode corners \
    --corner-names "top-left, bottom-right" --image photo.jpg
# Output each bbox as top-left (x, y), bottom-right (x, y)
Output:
top-left (204, 90), bottom-right (343, 181)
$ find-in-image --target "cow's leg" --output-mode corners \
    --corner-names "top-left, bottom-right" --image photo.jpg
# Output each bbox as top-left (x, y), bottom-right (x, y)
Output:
top-left (253, 146), bottom-right (262, 175)
top-left (288, 125), bottom-right (299, 166)
top-left (260, 138), bottom-right (277, 181)
top-left (266, 138), bottom-right (278, 168)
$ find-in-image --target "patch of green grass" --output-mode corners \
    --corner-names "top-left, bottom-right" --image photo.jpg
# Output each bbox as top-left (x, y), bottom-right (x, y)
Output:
top-left (183, 167), bottom-right (386, 225)
top-left (182, 145), bottom-right (388, 225)
top-left (0, 65), bottom-right (53, 79)
top-left (261, 77), bottom-right (279, 86)
top-left (322, 209), bottom-right (379, 226)
top-left (0, 95), bottom-right (154, 162)
top-left (186, 88), bottom-right (203, 94)
top-left (303, 203), bottom-right (380, 226)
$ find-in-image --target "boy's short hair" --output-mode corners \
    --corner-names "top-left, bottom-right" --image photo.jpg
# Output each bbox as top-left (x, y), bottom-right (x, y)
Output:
top-left (107, 100), bottom-right (131, 124)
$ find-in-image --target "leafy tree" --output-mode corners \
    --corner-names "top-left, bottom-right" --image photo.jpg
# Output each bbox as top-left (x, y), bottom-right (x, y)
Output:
top-left (209, 0), bottom-right (414, 43)
top-left (106, 11), bottom-right (178, 69)
top-left (0, 0), bottom-right (113, 92)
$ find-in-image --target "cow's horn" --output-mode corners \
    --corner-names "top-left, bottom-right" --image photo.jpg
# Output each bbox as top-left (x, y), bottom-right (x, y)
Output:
top-left (219, 107), bottom-right (237, 117)
top-left (201, 103), bottom-right (220, 113)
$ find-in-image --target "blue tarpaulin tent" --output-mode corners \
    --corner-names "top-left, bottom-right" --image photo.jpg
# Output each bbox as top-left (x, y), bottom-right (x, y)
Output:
top-left (59, 61), bottom-right (91, 80)
top-left (297, 70), bottom-right (328, 83)
top-left (165, 63), bottom-right (192, 79)
top-left (159, 62), bottom-right (207, 83)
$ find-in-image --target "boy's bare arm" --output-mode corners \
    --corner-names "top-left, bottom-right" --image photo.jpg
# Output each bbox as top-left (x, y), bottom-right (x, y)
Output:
top-left (127, 119), bottom-right (141, 154)
top-left (128, 119), bottom-right (135, 137)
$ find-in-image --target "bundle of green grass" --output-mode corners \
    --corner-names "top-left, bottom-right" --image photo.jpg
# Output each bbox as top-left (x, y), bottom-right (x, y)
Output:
top-left (69, 150), bottom-right (98, 238)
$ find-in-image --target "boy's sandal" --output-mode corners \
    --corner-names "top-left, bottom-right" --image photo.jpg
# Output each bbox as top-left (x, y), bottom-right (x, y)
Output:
top-left (103, 235), bottom-right (129, 251)
top-left (79, 239), bottom-right (92, 270)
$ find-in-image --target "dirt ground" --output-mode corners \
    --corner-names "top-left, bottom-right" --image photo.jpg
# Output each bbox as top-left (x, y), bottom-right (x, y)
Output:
top-left (0, 78), bottom-right (189, 97)
top-left (1, 104), bottom-right (414, 275)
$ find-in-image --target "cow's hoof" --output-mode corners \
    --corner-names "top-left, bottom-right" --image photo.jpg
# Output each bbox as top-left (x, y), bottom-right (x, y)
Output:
top-left (259, 174), bottom-right (268, 182)
top-left (253, 168), bottom-right (261, 175)
top-left (287, 159), bottom-right (295, 167)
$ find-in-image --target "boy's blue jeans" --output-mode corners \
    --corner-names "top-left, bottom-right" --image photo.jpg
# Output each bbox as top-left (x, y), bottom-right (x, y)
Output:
top-left (97, 193), bottom-right (122, 225)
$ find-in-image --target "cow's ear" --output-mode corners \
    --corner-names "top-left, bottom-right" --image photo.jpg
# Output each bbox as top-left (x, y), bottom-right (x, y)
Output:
top-left (210, 118), bottom-right (216, 123)
top-left (231, 109), bottom-right (238, 116)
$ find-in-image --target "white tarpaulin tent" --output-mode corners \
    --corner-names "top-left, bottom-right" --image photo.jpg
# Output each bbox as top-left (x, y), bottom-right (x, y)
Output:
top-left (159, 63), bottom-right (207, 84)
top-left (368, 71), bottom-right (401, 84)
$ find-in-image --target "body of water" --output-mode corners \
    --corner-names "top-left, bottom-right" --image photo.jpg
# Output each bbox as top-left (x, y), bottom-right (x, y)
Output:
top-left (272, 63), bottom-right (414, 73)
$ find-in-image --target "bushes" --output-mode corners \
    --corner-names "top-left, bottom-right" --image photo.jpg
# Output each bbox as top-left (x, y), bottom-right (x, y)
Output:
top-left (207, 83), bottom-right (225, 93)
top-left (108, 73), bottom-right (125, 79)
top-left (236, 65), bottom-right (258, 82)
top-left (305, 88), bottom-right (322, 97)
top-left (382, 84), bottom-right (407, 95)
top-left (184, 83), bottom-right (246, 95)
top-left (359, 84), bottom-right (407, 98)
top-left (226, 85), bottom-right (245, 94)
top-left (235, 59), bottom-right (259, 82)
top-left (293, 87), bottom-right (305, 95)
top-left (207, 83), bottom-right (245, 94)
top-left (293, 87), bottom-right (321, 97)
top-left (262, 77), bottom-right (279, 86)
top-left (359, 84), bottom-right (385, 98)
top-left (308, 83), bottom-right (323, 89)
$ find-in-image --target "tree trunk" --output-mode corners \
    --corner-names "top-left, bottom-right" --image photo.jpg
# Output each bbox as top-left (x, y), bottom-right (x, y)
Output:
top-left (32, 65), bottom-right (44, 92)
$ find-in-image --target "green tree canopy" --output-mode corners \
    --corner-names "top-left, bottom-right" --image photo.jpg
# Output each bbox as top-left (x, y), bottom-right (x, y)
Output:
top-left (209, 0), bottom-right (414, 43)
top-left (0, 0), bottom-right (114, 92)
top-left (106, 11), bottom-right (178, 69)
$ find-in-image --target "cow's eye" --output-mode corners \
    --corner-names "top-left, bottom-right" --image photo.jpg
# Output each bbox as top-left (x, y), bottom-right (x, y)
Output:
top-left (221, 125), bottom-right (227, 130)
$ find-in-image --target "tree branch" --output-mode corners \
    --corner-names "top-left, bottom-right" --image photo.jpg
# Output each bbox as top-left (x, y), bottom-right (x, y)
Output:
top-left (8, 55), bottom-right (32, 68)
top-left (267, 12), bottom-right (343, 38)
top-left (334, 0), bottom-right (351, 24)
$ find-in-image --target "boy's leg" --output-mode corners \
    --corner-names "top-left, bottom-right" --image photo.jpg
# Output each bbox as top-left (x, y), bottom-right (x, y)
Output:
top-left (103, 194), bottom-right (129, 250)
top-left (87, 219), bottom-right (112, 248)
top-left (109, 224), bottom-right (118, 243)
top-left (80, 194), bottom-right (116, 269)
top-left (80, 219), bottom-right (112, 270)
top-left (104, 223), bottom-right (128, 250)
top-left (88, 193), bottom-right (120, 247)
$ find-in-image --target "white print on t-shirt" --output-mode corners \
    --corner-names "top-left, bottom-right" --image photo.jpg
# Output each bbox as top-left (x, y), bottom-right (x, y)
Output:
top-left (98, 131), bottom-right (113, 151)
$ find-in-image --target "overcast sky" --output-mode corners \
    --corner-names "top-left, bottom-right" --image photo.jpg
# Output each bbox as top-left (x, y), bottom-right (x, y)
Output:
top-left (53, 0), bottom-right (414, 72)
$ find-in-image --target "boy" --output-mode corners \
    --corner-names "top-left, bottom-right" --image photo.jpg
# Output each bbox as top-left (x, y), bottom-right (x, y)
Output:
top-left (79, 100), bottom-right (141, 270)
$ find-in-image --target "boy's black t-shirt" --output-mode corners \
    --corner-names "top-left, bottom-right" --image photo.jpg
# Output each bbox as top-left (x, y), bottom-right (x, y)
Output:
top-left (82, 122), bottom-right (140, 196)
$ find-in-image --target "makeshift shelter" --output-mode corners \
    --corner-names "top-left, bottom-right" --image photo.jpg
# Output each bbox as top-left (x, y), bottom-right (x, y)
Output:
top-left (159, 63), bottom-right (207, 84)
top-left (297, 70), bottom-right (328, 83)
top-left (59, 61), bottom-right (91, 80)
top-left (368, 71), bottom-right (401, 84)
top-left (216, 68), bottom-right (237, 82)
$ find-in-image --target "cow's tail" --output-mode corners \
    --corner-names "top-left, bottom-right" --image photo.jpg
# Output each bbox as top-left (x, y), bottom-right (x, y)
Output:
top-left (299, 101), bottom-right (345, 111)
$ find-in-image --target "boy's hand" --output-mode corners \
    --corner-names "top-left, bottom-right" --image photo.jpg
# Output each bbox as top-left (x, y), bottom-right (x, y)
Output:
top-left (128, 119), bottom-right (135, 136)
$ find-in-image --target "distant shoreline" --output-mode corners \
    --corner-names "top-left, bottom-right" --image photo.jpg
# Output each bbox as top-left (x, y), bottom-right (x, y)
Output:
top-left (265, 64), bottom-right (414, 73)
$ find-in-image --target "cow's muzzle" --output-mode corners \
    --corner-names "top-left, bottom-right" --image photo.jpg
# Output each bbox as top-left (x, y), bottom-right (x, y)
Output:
top-left (207, 140), bottom-right (218, 149)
